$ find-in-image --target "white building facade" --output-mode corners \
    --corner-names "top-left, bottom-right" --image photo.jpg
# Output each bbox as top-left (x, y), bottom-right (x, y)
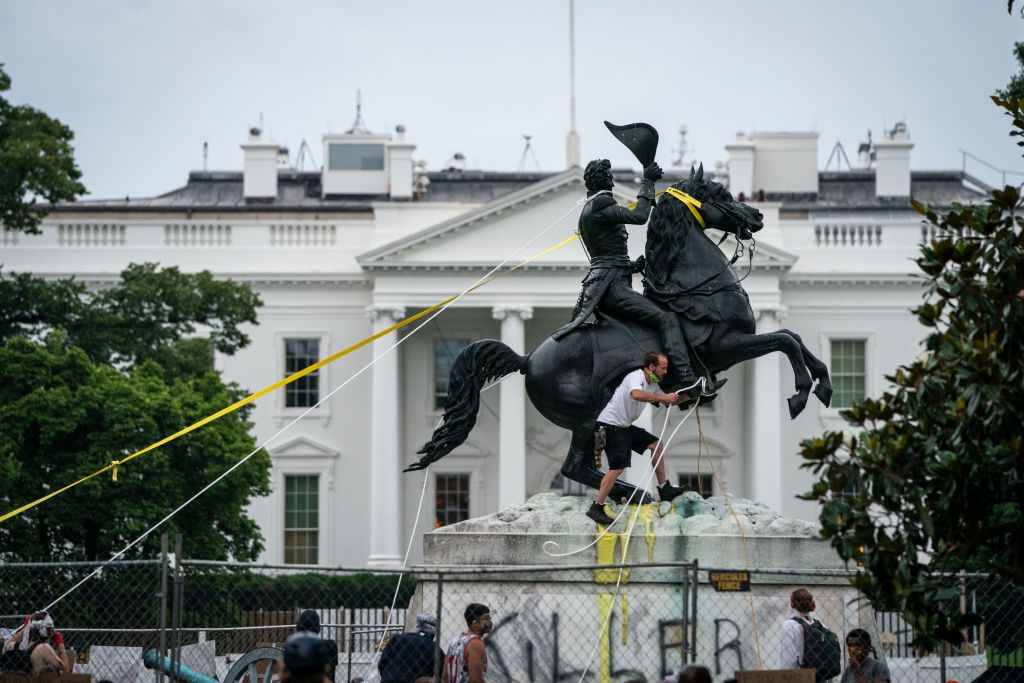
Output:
top-left (0, 124), bottom-right (984, 567)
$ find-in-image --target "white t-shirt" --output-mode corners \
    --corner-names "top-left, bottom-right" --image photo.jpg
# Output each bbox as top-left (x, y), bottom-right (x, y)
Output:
top-left (780, 612), bottom-right (814, 669)
top-left (597, 369), bottom-right (660, 427)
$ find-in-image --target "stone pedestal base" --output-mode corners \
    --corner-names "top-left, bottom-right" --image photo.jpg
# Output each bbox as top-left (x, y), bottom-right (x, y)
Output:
top-left (410, 494), bottom-right (864, 683)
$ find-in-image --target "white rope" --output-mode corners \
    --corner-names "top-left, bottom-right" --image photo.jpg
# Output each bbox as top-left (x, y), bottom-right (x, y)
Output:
top-left (541, 406), bottom-right (673, 558)
top-left (29, 193), bottom-right (595, 630)
top-left (368, 373), bottom-right (514, 667)
top-left (542, 377), bottom-right (705, 558)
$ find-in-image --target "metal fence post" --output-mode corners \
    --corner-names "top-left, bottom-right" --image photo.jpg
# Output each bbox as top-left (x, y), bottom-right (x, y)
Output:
top-left (170, 533), bottom-right (183, 680)
top-left (347, 626), bottom-right (354, 683)
top-left (434, 570), bottom-right (444, 683)
top-left (690, 560), bottom-right (698, 664)
top-left (157, 534), bottom-right (169, 683)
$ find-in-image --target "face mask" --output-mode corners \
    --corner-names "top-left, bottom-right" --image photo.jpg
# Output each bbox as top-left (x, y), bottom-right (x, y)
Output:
top-left (481, 621), bottom-right (493, 635)
top-left (648, 370), bottom-right (661, 384)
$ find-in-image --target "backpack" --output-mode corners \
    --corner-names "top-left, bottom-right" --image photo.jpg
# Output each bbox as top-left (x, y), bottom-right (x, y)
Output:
top-left (0, 647), bottom-right (32, 673)
top-left (792, 617), bottom-right (841, 681)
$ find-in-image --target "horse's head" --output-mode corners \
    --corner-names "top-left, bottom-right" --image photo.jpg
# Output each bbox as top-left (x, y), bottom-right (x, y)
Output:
top-left (644, 163), bottom-right (765, 296)
top-left (664, 163), bottom-right (764, 239)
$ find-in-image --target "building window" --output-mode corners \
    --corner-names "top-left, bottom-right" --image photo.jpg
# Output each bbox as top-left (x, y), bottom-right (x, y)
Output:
top-left (678, 473), bottom-right (714, 497)
top-left (285, 338), bottom-right (320, 408)
top-left (284, 475), bottom-right (319, 565)
top-left (434, 339), bottom-right (470, 409)
top-left (328, 143), bottom-right (385, 171)
top-left (435, 474), bottom-right (470, 528)
top-left (830, 339), bottom-right (866, 409)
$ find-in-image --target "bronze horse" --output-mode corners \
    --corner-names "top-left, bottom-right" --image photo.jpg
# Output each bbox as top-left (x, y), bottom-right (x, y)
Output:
top-left (407, 165), bottom-right (832, 503)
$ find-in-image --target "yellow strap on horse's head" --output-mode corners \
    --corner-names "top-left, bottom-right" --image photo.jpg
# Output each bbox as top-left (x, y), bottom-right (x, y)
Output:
top-left (664, 188), bottom-right (705, 228)
top-left (625, 188), bottom-right (706, 228)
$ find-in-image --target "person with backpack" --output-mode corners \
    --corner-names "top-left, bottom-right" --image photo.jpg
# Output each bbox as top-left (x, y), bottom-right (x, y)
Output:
top-left (780, 588), bottom-right (841, 681)
top-left (841, 629), bottom-right (890, 683)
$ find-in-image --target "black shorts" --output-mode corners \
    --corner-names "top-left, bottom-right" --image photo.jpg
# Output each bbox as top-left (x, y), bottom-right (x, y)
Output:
top-left (597, 423), bottom-right (657, 470)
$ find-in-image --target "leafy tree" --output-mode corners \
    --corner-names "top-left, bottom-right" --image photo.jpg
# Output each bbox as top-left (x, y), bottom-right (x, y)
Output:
top-left (0, 266), bottom-right (270, 561)
top-left (0, 262), bottom-right (261, 367)
top-left (799, 89), bottom-right (1024, 645)
top-left (996, 42), bottom-right (1024, 101)
top-left (0, 64), bottom-right (86, 234)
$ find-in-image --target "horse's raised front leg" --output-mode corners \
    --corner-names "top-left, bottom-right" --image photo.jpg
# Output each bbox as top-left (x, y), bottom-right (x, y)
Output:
top-left (561, 424), bottom-right (655, 505)
top-left (777, 328), bottom-right (833, 407)
top-left (701, 330), bottom-right (813, 418)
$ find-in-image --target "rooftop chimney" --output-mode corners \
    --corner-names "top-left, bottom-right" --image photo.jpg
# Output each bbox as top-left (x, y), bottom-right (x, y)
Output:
top-left (241, 128), bottom-right (279, 200)
top-left (726, 131), bottom-right (818, 197)
top-left (873, 122), bottom-right (913, 197)
top-left (857, 131), bottom-right (873, 169)
top-left (751, 132), bottom-right (819, 194)
top-left (386, 125), bottom-right (416, 200)
top-left (725, 133), bottom-right (755, 197)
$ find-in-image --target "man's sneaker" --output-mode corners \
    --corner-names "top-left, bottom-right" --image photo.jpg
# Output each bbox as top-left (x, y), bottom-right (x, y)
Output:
top-left (677, 377), bottom-right (728, 410)
top-left (658, 481), bottom-right (688, 502)
top-left (586, 501), bottom-right (616, 526)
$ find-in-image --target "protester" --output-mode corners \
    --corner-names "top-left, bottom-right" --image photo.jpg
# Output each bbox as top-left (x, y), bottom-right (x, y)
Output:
top-left (780, 588), bottom-right (840, 681)
top-left (3, 612), bottom-right (71, 674)
top-left (677, 664), bottom-right (712, 683)
top-left (585, 352), bottom-right (687, 525)
top-left (841, 629), bottom-right (890, 683)
top-left (294, 609), bottom-right (339, 682)
top-left (27, 621), bottom-right (64, 675)
top-left (378, 614), bottom-right (443, 683)
top-left (282, 633), bottom-right (331, 683)
top-left (442, 603), bottom-right (491, 683)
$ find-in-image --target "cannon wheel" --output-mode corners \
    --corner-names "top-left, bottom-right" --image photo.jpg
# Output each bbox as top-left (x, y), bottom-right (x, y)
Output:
top-left (223, 646), bottom-right (283, 683)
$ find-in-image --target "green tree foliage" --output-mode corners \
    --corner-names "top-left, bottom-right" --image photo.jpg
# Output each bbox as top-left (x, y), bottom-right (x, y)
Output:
top-left (0, 266), bottom-right (270, 561)
top-left (799, 93), bottom-right (1024, 648)
top-left (0, 64), bottom-right (86, 234)
top-left (997, 42), bottom-right (1024, 101)
top-left (0, 262), bottom-right (261, 367)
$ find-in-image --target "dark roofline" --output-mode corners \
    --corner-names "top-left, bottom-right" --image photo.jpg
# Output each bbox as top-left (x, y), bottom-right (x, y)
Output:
top-left (39, 167), bottom-right (983, 214)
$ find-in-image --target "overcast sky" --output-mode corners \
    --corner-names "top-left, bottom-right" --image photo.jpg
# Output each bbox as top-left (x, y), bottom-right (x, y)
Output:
top-left (2, 1), bottom-right (1022, 200)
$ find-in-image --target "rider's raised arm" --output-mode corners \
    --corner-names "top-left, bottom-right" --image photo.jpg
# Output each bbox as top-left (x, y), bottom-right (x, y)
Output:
top-left (596, 176), bottom-right (656, 225)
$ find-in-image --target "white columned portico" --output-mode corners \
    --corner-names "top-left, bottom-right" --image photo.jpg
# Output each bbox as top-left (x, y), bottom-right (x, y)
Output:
top-left (492, 306), bottom-right (532, 508)
top-left (747, 307), bottom-right (784, 511)
top-left (366, 305), bottom-right (406, 569)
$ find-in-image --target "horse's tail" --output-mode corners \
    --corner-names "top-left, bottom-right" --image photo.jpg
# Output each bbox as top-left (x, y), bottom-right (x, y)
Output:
top-left (405, 340), bottom-right (527, 472)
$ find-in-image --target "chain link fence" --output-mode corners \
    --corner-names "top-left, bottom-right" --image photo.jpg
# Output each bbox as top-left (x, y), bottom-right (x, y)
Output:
top-left (1, 546), bottom-right (1022, 682)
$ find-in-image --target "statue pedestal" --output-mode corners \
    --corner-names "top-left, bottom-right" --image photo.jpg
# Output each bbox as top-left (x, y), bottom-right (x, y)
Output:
top-left (408, 494), bottom-right (867, 682)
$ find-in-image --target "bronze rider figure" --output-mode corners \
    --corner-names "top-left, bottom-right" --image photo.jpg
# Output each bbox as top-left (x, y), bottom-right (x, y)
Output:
top-left (554, 157), bottom-right (715, 402)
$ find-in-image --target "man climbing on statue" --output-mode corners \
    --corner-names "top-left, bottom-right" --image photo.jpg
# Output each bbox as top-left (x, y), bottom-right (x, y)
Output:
top-left (554, 153), bottom-right (719, 404)
top-left (586, 351), bottom-right (690, 525)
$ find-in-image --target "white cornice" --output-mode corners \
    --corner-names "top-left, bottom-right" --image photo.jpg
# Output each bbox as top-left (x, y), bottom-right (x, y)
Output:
top-left (43, 272), bottom-right (370, 288)
top-left (360, 260), bottom-right (588, 273)
top-left (783, 273), bottom-right (923, 288)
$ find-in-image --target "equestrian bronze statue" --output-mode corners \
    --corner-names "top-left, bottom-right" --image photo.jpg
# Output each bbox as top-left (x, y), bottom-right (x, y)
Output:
top-left (408, 122), bottom-right (832, 504)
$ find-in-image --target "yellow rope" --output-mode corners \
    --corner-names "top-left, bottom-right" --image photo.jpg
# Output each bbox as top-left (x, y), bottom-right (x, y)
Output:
top-left (696, 408), bottom-right (764, 668)
top-left (627, 189), bottom-right (705, 228)
top-left (0, 233), bottom-right (579, 525)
